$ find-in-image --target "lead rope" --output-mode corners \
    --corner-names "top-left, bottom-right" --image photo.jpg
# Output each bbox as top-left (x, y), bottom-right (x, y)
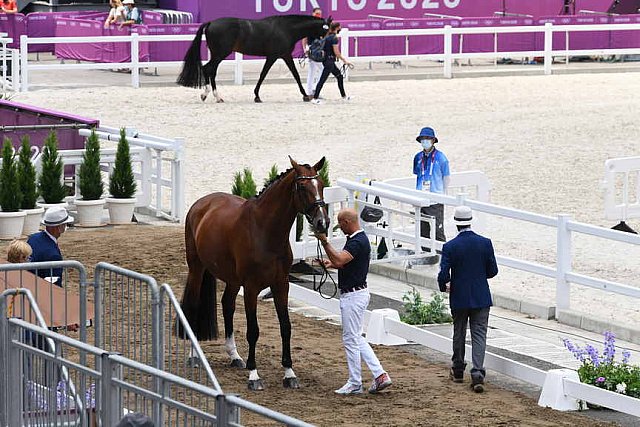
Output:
top-left (313, 239), bottom-right (338, 299)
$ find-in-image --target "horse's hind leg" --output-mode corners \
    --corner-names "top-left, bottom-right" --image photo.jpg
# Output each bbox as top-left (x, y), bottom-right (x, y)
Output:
top-left (282, 54), bottom-right (311, 102)
top-left (272, 282), bottom-right (299, 389)
top-left (253, 56), bottom-right (277, 103)
top-left (222, 283), bottom-right (245, 368)
top-left (201, 58), bottom-right (224, 103)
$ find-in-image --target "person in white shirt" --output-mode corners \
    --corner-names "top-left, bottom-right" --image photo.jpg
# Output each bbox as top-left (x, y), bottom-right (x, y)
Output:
top-left (104, 0), bottom-right (126, 28)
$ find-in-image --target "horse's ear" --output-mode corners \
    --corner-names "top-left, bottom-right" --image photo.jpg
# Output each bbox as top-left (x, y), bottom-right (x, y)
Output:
top-left (289, 156), bottom-right (299, 169)
top-left (326, 16), bottom-right (333, 24)
top-left (313, 157), bottom-right (326, 172)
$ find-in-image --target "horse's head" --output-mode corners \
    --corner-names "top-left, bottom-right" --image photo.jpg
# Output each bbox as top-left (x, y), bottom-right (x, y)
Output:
top-left (290, 156), bottom-right (330, 234)
top-left (306, 15), bottom-right (331, 39)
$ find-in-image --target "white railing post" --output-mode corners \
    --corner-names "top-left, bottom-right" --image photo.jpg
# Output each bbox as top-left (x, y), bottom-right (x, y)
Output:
top-left (155, 148), bottom-right (162, 217)
top-left (172, 137), bottom-right (185, 221)
top-left (443, 25), bottom-right (453, 79)
top-left (234, 52), bottom-right (243, 85)
top-left (131, 32), bottom-right (140, 88)
top-left (341, 28), bottom-right (350, 81)
top-left (543, 22), bottom-right (553, 76)
top-left (19, 35), bottom-right (28, 92)
top-left (11, 48), bottom-right (19, 92)
top-left (556, 214), bottom-right (571, 310)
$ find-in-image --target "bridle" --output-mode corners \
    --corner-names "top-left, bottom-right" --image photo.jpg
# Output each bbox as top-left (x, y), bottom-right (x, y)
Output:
top-left (294, 174), bottom-right (327, 224)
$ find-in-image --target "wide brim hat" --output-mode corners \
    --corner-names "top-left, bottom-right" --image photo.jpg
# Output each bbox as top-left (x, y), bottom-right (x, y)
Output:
top-left (41, 206), bottom-right (74, 226)
top-left (416, 126), bottom-right (438, 143)
top-left (453, 206), bottom-right (473, 226)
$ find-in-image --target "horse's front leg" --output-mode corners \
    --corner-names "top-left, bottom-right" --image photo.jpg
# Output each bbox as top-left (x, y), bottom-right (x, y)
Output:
top-left (273, 282), bottom-right (299, 389)
top-left (253, 56), bottom-right (277, 103)
top-left (244, 287), bottom-right (264, 390)
top-left (222, 284), bottom-right (245, 368)
top-left (282, 54), bottom-right (311, 102)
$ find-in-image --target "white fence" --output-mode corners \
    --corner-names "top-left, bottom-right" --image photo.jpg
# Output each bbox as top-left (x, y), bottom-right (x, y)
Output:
top-left (6, 22), bottom-right (640, 91)
top-left (0, 36), bottom-right (19, 92)
top-left (287, 283), bottom-right (640, 418)
top-left (74, 126), bottom-right (185, 222)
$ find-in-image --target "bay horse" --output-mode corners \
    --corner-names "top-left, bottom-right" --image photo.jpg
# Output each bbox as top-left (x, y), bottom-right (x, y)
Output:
top-left (176, 15), bottom-right (330, 103)
top-left (181, 157), bottom-right (329, 390)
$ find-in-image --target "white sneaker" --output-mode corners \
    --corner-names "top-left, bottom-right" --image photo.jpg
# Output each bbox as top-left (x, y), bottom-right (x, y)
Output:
top-left (334, 382), bottom-right (363, 395)
top-left (311, 98), bottom-right (322, 105)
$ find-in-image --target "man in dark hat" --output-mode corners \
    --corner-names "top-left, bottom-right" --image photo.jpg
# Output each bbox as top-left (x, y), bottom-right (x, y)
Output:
top-left (413, 126), bottom-right (450, 264)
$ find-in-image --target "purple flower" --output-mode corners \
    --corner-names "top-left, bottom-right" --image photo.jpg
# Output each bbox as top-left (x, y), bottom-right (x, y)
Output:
top-left (622, 350), bottom-right (631, 365)
top-left (603, 331), bottom-right (616, 364)
top-left (596, 377), bottom-right (606, 383)
top-left (585, 344), bottom-right (601, 367)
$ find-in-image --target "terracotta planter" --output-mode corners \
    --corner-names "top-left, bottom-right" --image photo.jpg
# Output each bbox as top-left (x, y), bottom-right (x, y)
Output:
top-left (106, 197), bottom-right (136, 225)
top-left (21, 206), bottom-right (45, 236)
top-left (75, 199), bottom-right (106, 227)
top-left (0, 211), bottom-right (27, 240)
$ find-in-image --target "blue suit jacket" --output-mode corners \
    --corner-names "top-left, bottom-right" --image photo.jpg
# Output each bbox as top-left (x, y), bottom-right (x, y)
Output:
top-left (437, 230), bottom-right (498, 310)
top-left (27, 231), bottom-right (63, 286)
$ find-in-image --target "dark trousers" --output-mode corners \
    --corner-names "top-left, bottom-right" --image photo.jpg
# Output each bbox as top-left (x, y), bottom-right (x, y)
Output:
top-left (451, 307), bottom-right (490, 384)
top-left (313, 60), bottom-right (346, 99)
top-left (420, 203), bottom-right (445, 251)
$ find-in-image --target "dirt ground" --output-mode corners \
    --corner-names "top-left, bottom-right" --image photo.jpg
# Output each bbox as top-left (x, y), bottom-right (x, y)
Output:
top-left (0, 225), bottom-right (605, 427)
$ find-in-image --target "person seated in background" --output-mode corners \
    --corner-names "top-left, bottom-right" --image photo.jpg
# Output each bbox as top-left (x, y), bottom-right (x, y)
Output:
top-left (104, 0), bottom-right (126, 28)
top-left (119, 0), bottom-right (142, 28)
top-left (0, 0), bottom-right (17, 14)
top-left (7, 240), bottom-right (32, 263)
top-left (27, 206), bottom-right (74, 287)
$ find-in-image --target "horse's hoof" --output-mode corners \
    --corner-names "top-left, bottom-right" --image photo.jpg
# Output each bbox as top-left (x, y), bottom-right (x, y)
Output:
top-left (248, 379), bottom-right (264, 391)
top-left (283, 377), bottom-right (300, 389)
top-left (254, 97), bottom-right (262, 103)
top-left (303, 95), bottom-right (312, 102)
top-left (216, 98), bottom-right (225, 103)
top-left (200, 94), bottom-right (207, 102)
top-left (230, 358), bottom-right (245, 369)
top-left (187, 356), bottom-right (201, 368)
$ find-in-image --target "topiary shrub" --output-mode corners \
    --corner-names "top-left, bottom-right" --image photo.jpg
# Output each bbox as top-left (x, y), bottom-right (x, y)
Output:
top-left (78, 129), bottom-right (104, 200)
top-left (400, 288), bottom-right (452, 325)
top-left (109, 128), bottom-right (137, 198)
top-left (0, 138), bottom-right (22, 212)
top-left (17, 136), bottom-right (38, 210)
top-left (263, 164), bottom-right (279, 188)
top-left (38, 131), bottom-right (66, 204)
top-left (231, 167), bottom-right (257, 199)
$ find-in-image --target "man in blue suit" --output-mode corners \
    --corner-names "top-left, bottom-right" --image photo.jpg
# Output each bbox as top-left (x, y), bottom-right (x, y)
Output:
top-left (437, 206), bottom-right (498, 393)
top-left (27, 206), bottom-right (74, 287)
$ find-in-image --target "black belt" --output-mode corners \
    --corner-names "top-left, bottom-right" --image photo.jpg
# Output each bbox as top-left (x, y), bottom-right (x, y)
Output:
top-left (340, 285), bottom-right (367, 295)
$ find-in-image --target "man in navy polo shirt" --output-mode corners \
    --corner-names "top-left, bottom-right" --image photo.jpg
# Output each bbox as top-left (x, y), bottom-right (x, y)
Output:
top-left (316, 208), bottom-right (392, 395)
top-left (27, 206), bottom-right (74, 287)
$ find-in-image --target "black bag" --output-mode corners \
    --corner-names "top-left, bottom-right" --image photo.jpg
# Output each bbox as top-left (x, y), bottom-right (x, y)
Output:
top-left (309, 37), bottom-right (326, 62)
top-left (360, 195), bottom-right (383, 223)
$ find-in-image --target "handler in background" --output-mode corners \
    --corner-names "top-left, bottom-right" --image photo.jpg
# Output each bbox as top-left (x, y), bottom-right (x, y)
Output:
top-left (413, 126), bottom-right (450, 264)
top-left (301, 7), bottom-right (324, 98)
top-left (437, 206), bottom-right (498, 393)
top-left (315, 208), bottom-right (392, 395)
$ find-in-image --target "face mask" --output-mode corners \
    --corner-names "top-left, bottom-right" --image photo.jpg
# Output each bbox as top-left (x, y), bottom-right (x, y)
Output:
top-left (421, 140), bottom-right (433, 150)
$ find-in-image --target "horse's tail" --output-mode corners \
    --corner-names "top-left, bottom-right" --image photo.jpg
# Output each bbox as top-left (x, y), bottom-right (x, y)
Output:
top-left (178, 219), bottom-right (219, 340)
top-left (176, 22), bottom-right (209, 88)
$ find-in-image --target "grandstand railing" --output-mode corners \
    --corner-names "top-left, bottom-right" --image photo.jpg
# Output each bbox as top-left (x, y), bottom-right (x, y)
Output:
top-left (8, 22), bottom-right (640, 91)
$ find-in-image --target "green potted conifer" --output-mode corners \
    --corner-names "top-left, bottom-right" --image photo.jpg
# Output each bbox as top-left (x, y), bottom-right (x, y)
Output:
top-left (37, 131), bottom-right (67, 210)
top-left (106, 128), bottom-right (137, 224)
top-left (75, 129), bottom-right (106, 227)
top-left (17, 136), bottom-right (44, 235)
top-left (0, 138), bottom-right (26, 239)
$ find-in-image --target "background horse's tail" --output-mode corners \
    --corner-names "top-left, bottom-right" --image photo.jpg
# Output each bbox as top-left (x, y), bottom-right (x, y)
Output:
top-left (176, 22), bottom-right (209, 88)
top-left (177, 219), bottom-right (219, 340)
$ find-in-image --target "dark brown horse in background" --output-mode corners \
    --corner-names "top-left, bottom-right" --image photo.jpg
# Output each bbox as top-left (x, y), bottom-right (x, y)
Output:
top-left (176, 15), bottom-right (330, 103)
top-left (181, 157), bottom-right (329, 390)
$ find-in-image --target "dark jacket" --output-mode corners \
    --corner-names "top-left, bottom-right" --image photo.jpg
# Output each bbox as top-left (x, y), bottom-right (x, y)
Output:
top-left (437, 230), bottom-right (498, 310)
top-left (27, 231), bottom-right (63, 286)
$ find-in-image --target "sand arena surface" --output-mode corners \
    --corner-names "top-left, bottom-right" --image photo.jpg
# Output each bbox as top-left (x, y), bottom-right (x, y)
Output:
top-left (13, 72), bottom-right (640, 325)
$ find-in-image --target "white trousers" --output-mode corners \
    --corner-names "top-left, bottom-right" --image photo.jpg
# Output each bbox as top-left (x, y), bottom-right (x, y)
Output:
top-left (306, 60), bottom-right (323, 96)
top-left (340, 289), bottom-right (385, 386)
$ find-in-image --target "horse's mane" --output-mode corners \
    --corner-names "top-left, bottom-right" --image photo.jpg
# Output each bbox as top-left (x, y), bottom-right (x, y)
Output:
top-left (255, 163), bottom-right (314, 199)
top-left (265, 15), bottom-right (321, 22)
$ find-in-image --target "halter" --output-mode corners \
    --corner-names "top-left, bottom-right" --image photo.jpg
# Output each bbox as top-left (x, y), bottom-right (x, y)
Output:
top-left (294, 174), bottom-right (327, 222)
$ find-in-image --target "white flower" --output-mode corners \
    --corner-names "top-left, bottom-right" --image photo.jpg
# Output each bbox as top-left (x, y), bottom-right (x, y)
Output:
top-left (616, 382), bottom-right (627, 394)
